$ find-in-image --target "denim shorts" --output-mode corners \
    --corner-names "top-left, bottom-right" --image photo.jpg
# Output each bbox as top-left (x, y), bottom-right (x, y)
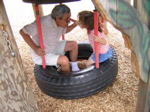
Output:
top-left (91, 47), bottom-right (112, 63)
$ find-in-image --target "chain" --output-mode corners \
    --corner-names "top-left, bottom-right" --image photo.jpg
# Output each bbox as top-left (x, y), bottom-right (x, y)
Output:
top-left (0, 24), bottom-right (15, 57)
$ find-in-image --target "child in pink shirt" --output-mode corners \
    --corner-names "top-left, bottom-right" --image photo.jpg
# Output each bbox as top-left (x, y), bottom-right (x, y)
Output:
top-left (77, 10), bottom-right (112, 67)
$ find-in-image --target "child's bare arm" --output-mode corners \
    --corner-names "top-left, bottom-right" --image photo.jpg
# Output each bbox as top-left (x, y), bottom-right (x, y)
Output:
top-left (101, 22), bottom-right (109, 35)
top-left (94, 35), bottom-right (107, 45)
top-left (66, 19), bottom-right (78, 33)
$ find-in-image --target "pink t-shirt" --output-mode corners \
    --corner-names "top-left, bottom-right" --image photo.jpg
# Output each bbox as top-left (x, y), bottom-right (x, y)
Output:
top-left (88, 30), bottom-right (110, 54)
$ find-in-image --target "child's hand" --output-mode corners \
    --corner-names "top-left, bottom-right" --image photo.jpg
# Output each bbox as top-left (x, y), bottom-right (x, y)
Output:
top-left (75, 21), bottom-right (79, 25)
top-left (75, 20), bottom-right (79, 26)
top-left (94, 35), bottom-right (107, 45)
top-left (100, 22), bottom-right (105, 28)
top-left (70, 18), bottom-right (76, 22)
top-left (70, 18), bottom-right (79, 25)
top-left (34, 46), bottom-right (45, 56)
top-left (94, 35), bottom-right (100, 42)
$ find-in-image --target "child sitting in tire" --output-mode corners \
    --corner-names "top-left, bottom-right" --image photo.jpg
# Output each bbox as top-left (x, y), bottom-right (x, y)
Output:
top-left (77, 10), bottom-right (112, 67)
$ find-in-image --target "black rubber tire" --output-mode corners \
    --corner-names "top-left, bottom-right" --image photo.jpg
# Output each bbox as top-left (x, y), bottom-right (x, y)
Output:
top-left (34, 43), bottom-right (118, 99)
top-left (65, 42), bottom-right (93, 60)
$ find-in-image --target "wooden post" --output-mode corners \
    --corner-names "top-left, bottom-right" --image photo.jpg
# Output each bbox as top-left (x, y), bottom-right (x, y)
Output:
top-left (0, 0), bottom-right (39, 111)
top-left (134, 0), bottom-right (150, 111)
top-left (125, 0), bottom-right (132, 4)
top-left (144, 71), bottom-right (150, 112)
top-left (135, 0), bottom-right (150, 30)
top-left (136, 70), bottom-right (150, 112)
top-left (32, 4), bottom-right (44, 17)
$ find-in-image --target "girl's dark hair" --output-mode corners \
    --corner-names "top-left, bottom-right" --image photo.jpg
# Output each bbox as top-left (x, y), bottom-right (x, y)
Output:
top-left (78, 11), bottom-right (102, 33)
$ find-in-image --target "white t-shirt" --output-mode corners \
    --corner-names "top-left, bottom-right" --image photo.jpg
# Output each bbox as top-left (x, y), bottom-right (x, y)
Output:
top-left (22, 14), bottom-right (67, 58)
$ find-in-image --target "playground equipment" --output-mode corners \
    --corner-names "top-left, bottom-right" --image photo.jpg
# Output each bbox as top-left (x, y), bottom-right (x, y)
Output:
top-left (0, 0), bottom-right (150, 111)
top-left (34, 45), bottom-right (118, 99)
top-left (30, 0), bottom-right (118, 99)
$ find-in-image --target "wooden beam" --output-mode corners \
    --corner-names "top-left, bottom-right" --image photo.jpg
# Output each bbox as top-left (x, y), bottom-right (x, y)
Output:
top-left (32, 4), bottom-right (44, 17)
top-left (144, 70), bottom-right (150, 111)
top-left (136, 70), bottom-right (150, 112)
top-left (135, 0), bottom-right (150, 30)
top-left (136, 79), bottom-right (148, 112)
top-left (0, 0), bottom-right (39, 111)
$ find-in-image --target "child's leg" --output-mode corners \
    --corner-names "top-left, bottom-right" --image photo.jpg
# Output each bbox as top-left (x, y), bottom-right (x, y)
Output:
top-left (86, 55), bottom-right (95, 67)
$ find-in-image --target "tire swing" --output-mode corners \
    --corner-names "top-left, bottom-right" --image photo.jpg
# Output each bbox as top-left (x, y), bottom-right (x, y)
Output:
top-left (23, 0), bottom-right (118, 99)
top-left (34, 43), bottom-right (118, 99)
